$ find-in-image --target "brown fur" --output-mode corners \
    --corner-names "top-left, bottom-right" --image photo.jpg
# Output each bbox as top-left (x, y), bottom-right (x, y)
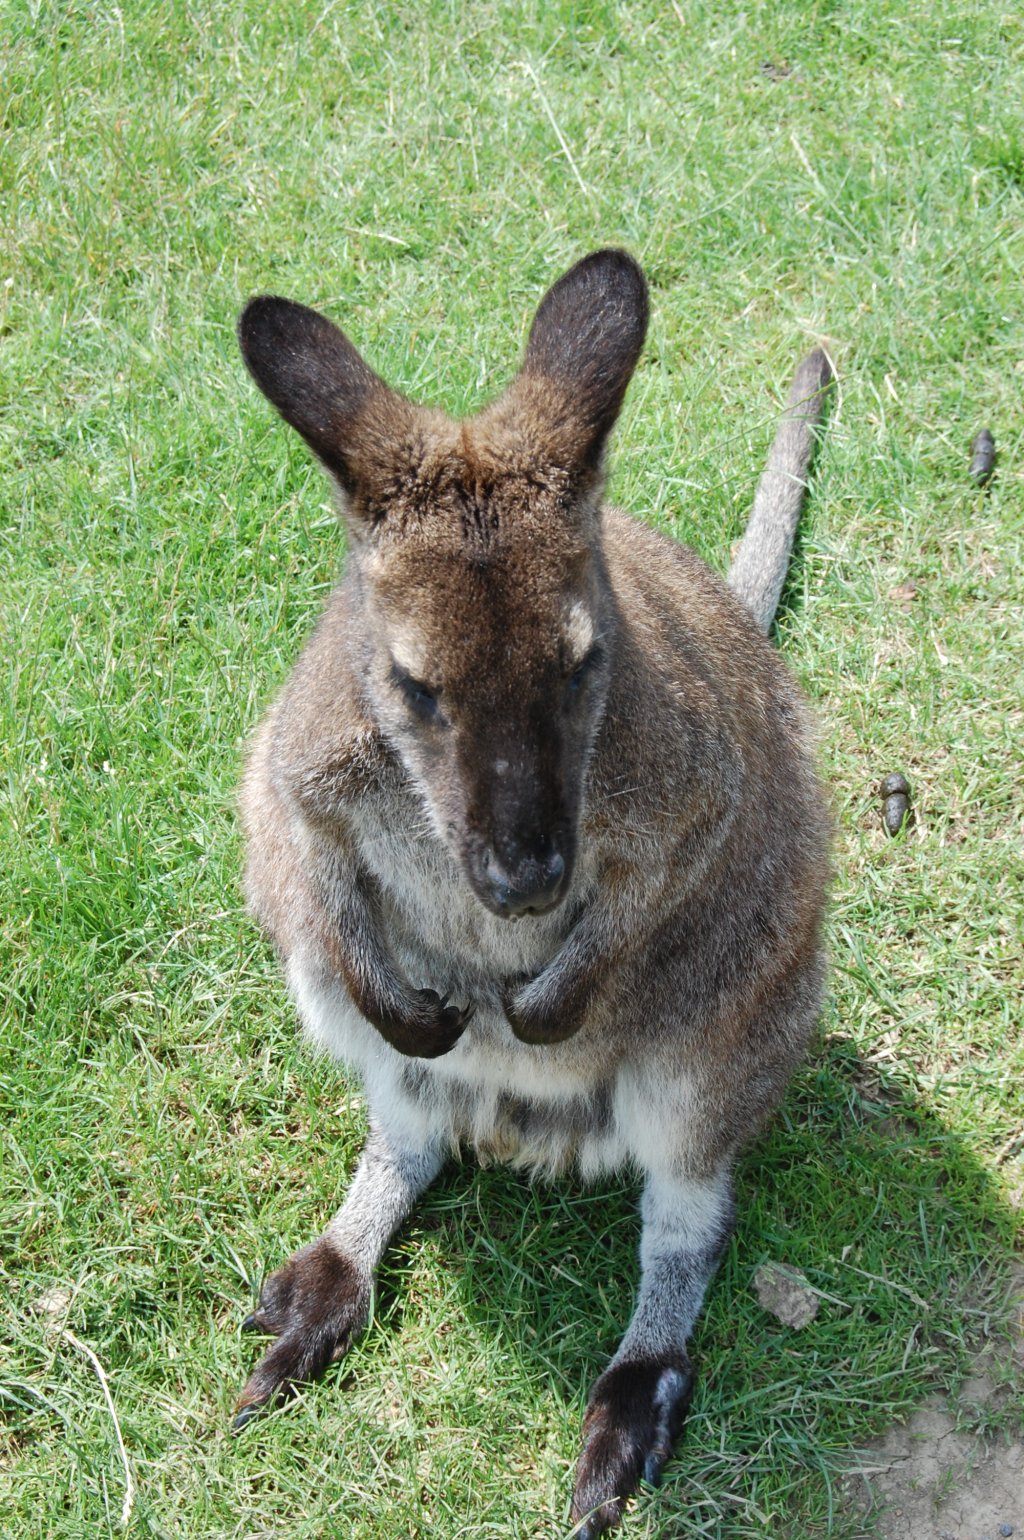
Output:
top-left (232, 251), bottom-right (830, 1534)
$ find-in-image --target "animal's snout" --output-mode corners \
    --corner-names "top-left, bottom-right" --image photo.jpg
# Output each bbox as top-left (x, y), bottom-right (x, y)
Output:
top-left (481, 843), bottom-right (567, 917)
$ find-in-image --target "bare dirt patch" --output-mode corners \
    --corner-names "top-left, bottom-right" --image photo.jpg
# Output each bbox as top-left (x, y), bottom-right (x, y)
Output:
top-left (847, 1265), bottom-right (1024, 1540)
top-left (849, 1400), bottom-right (1022, 1539)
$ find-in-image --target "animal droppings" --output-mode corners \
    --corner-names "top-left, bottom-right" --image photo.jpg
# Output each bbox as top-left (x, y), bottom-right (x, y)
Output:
top-left (969, 428), bottom-right (996, 486)
top-left (880, 772), bottom-right (912, 837)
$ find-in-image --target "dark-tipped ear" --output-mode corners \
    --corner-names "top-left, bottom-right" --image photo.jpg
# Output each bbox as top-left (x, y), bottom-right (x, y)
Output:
top-left (519, 249), bottom-right (648, 466)
top-left (238, 296), bottom-right (408, 495)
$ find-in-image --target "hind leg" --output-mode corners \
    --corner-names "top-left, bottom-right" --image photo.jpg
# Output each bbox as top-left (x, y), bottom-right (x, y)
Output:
top-left (234, 1117), bottom-right (444, 1427)
top-left (571, 1167), bottom-right (735, 1536)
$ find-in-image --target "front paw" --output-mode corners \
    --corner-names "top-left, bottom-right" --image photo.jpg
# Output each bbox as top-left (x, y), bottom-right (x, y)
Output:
top-left (371, 987), bottom-right (473, 1059)
top-left (234, 1237), bottom-right (370, 1429)
top-left (502, 973), bottom-right (588, 1045)
top-left (570, 1354), bottom-right (694, 1536)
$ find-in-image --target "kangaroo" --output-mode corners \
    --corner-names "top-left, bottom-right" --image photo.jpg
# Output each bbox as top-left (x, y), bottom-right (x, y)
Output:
top-left (233, 250), bottom-right (832, 1537)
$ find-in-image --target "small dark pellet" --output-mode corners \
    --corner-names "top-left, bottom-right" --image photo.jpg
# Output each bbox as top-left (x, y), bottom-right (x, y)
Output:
top-left (970, 427), bottom-right (996, 485)
top-left (879, 772), bottom-right (912, 836)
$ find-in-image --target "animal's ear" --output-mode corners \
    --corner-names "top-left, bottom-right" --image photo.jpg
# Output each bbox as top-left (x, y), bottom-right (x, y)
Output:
top-left (238, 297), bottom-right (412, 497)
top-left (512, 249), bottom-right (649, 472)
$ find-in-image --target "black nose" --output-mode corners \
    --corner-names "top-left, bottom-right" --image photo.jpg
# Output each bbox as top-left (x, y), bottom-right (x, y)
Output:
top-left (483, 847), bottom-right (566, 917)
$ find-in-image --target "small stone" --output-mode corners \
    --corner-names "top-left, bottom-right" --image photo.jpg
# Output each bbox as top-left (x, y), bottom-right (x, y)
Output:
top-left (999, 1526), bottom-right (1013, 1538)
top-left (753, 1262), bottom-right (820, 1328)
top-left (759, 59), bottom-right (792, 80)
top-left (889, 580), bottom-right (919, 609)
top-left (33, 1285), bottom-right (72, 1318)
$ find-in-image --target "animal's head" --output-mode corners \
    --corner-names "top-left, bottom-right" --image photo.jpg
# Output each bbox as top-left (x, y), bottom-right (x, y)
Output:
top-left (239, 250), bottom-right (648, 919)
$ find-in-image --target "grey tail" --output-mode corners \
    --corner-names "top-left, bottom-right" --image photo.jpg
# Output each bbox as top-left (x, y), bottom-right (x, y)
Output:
top-left (727, 348), bottom-right (833, 633)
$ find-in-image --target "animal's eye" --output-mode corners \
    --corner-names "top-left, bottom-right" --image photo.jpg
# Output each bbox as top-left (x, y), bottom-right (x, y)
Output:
top-left (566, 645), bottom-right (603, 695)
top-left (391, 664), bottom-right (443, 723)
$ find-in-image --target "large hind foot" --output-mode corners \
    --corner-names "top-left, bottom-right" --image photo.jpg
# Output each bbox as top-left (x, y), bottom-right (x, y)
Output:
top-left (570, 1353), bottom-right (693, 1537)
top-left (234, 1236), bottom-right (370, 1429)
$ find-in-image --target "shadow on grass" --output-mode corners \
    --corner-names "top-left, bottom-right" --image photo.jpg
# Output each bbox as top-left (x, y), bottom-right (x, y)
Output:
top-left (377, 1026), bottom-right (1019, 1535)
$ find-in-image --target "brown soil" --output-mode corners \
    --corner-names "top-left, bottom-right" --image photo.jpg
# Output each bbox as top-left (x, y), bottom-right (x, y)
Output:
top-left (846, 1265), bottom-right (1024, 1540)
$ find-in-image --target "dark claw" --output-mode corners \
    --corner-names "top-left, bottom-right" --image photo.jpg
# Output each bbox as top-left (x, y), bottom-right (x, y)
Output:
top-left (575, 1522), bottom-right (604, 1540)
top-left (642, 1448), bottom-right (667, 1487)
top-left (573, 1503), bottom-right (622, 1538)
top-left (366, 987), bottom-right (472, 1059)
top-left (240, 1312), bottom-right (263, 1334)
top-left (232, 1403), bottom-right (261, 1433)
top-left (411, 989), bottom-right (473, 1057)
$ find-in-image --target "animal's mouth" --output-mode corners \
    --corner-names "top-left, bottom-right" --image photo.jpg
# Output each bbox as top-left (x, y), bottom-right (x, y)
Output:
top-left (491, 892), bottom-right (565, 920)
top-left (474, 878), bottom-right (569, 921)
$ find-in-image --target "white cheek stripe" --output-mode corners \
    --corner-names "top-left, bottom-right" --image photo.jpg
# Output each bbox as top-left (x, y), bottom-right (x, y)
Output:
top-left (387, 633), bottom-right (430, 680)
top-left (564, 601), bottom-right (595, 660)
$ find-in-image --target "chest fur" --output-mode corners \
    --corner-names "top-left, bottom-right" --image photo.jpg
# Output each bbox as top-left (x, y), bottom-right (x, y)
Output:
top-left (348, 788), bottom-right (592, 996)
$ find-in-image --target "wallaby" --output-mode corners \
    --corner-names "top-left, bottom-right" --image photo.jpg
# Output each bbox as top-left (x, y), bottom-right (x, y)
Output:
top-left (233, 250), bottom-right (831, 1537)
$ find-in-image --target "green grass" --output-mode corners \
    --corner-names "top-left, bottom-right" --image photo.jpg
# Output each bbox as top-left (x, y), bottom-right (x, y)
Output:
top-left (2, 1), bottom-right (1022, 1535)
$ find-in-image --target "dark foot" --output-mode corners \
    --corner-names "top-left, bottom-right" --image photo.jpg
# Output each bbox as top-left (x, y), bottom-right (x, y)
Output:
top-left (233, 1237), bottom-right (370, 1429)
top-left (570, 1353), bottom-right (693, 1536)
top-left (409, 990), bottom-right (474, 1058)
top-left (370, 988), bottom-right (473, 1059)
top-left (501, 974), bottom-right (589, 1045)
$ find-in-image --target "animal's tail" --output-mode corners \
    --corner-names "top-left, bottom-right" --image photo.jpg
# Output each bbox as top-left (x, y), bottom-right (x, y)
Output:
top-left (727, 348), bottom-right (833, 633)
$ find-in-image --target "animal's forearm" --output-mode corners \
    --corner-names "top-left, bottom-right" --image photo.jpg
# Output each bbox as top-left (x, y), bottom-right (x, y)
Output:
top-left (503, 861), bottom-right (661, 1043)
top-left (308, 832), bottom-right (470, 1058)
